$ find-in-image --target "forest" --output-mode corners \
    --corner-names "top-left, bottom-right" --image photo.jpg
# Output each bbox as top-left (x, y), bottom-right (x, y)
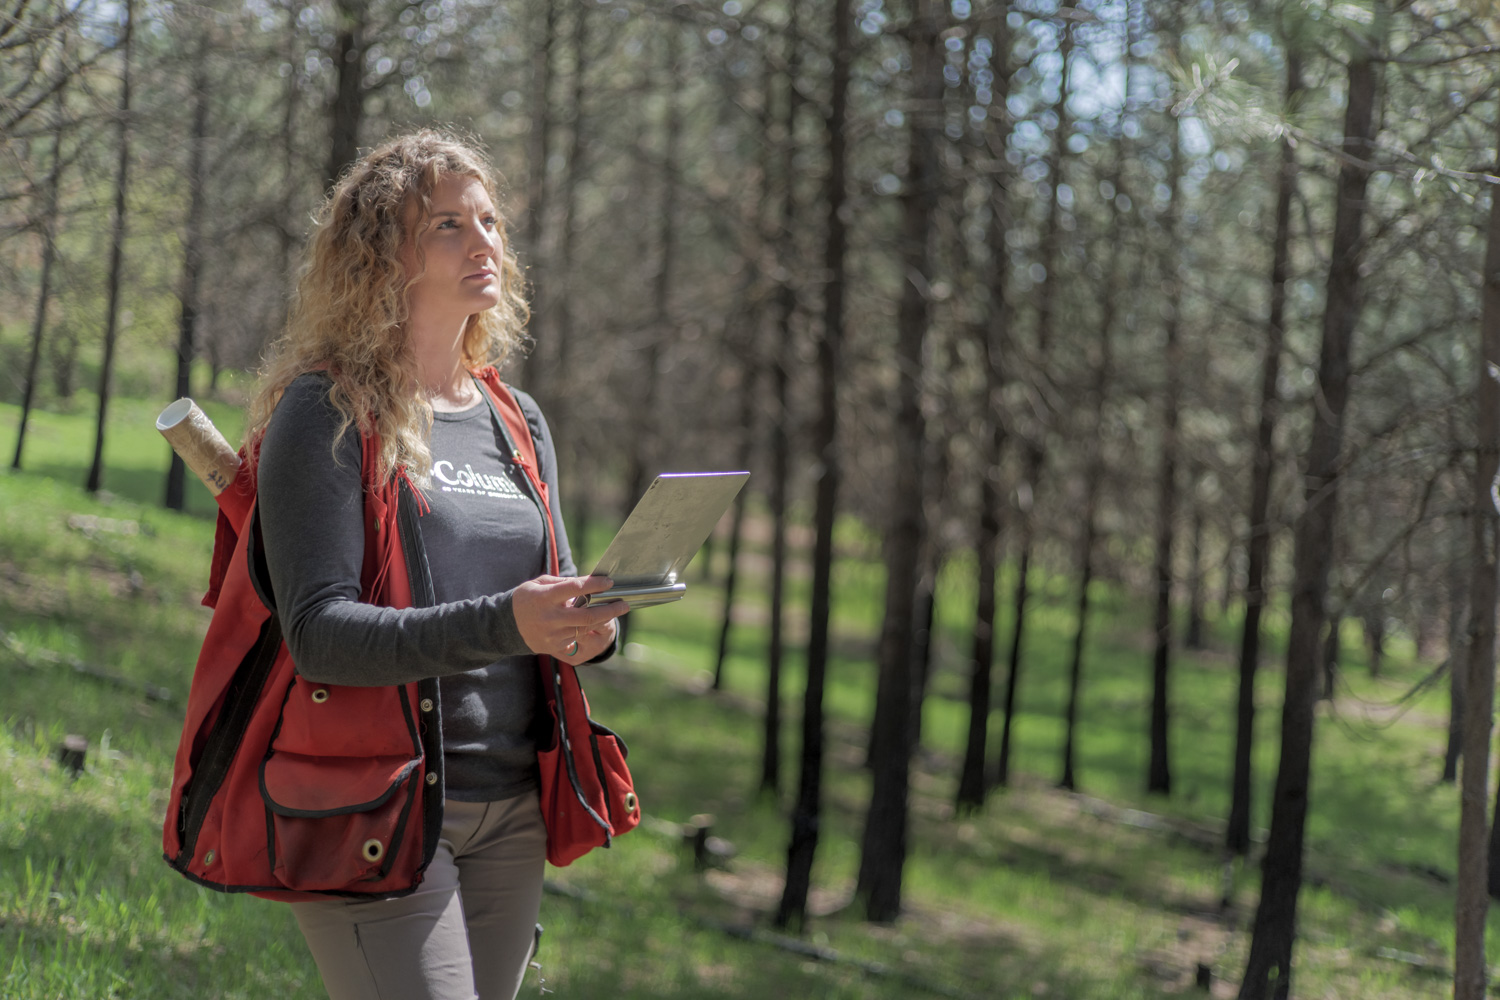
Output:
top-left (3, 0), bottom-right (1500, 997)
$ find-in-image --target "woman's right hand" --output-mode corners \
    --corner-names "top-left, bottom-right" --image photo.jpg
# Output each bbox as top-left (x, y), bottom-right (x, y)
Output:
top-left (513, 575), bottom-right (629, 663)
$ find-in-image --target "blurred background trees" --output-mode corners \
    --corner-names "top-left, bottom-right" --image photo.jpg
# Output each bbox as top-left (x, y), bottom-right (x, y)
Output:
top-left (4, 0), bottom-right (1499, 993)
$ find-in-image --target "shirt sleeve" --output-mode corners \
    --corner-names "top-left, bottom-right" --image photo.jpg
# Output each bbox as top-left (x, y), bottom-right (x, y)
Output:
top-left (257, 374), bottom-right (531, 686)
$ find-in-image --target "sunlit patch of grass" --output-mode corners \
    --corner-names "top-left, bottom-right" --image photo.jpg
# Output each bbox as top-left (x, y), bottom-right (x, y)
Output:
top-left (0, 399), bottom-right (1493, 999)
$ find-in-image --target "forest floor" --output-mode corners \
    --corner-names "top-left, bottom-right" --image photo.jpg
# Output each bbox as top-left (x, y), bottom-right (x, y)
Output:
top-left (2, 394), bottom-right (1497, 999)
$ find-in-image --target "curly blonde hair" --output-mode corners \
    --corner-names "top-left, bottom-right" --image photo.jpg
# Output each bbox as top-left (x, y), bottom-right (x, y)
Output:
top-left (245, 129), bottom-right (529, 486)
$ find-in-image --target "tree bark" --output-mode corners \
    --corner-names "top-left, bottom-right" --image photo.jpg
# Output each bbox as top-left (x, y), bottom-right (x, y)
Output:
top-left (761, 10), bottom-right (801, 795)
top-left (1443, 548), bottom-right (1469, 784)
top-left (166, 45), bottom-right (211, 511)
top-left (86, 0), bottom-right (133, 496)
top-left (325, 0), bottom-right (366, 188)
top-left (712, 359), bottom-right (756, 694)
top-left (995, 1), bottom-right (1073, 789)
top-left (1457, 101), bottom-right (1500, 997)
top-left (1184, 466), bottom-right (1206, 650)
top-left (1320, 615), bottom-right (1341, 702)
top-left (12, 88), bottom-right (64, 472)
top-left (775, 0), bottom-right (849, 933)
top-left (955, 6), bottom-right (1012, 812)
top-left (1228, 47), bottom-right (1302, 855)
top-left (516, 0), bottom-right (558, 389)
top-left (855, 0), bottom-right (942, 924)
top-left (1237, 33), bottom-right (1380, 1000)
top-left (1147, 107), bottom-right (1185, 798)
top-left (625, 22), bottom-right (680, 514)
top-left (1060, 103), bottom-right (1128, 792)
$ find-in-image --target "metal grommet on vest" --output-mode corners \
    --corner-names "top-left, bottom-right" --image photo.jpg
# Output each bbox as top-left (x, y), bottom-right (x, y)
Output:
top-left (361, 839), bottom-right (384, 863)
top-left (420, 698), bottom-right (434, 713)
top-left (203, 849), bottom-right (216, 866)
top-left (624, 792), bottom-right (638, 813)
top-left (310, 688), bottom-right (329, 704)
top-left (426, 772), bottom-right (437, 785)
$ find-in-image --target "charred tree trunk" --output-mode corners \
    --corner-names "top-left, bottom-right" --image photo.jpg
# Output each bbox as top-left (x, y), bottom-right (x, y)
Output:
top-left (1184, 466), bottom-right (1206, 650)
top-left (551, 0), bottom-right (592, 572)
top-left (1460, 103), bottom-right (1500, 996)
top-left (995, 2), bottom-right (1073, 789)
top-left (775, 0), bottom-right (849, 933)
top-left (625, 17), bottom-right (678, 517)
top-left (12, 90), bottom-right (65, 472)
top-left (761, 12), bottom-right (802, 795)
top-left (517, 0), bottom-right (558, 389)
top-left (1060, 115), bottom-right (1128, 793)
top-left (1362, 613), bottom-right (1383, 678)
top-left (325, 0), bottom-right (367, 188)
top-left (713, 359), bottom-right (756, 694)
top-left (1443, 548), bottom-right (1469, 784)
top-left (855, 0), bottom-right (942, 925)
top-left (86, 0), bottom-right (134, 496)
top-left (1146, 107), bottom-right (1185, 798)
top-left (955, 8), bottom-right (1012, 812)
top-left (1320, 615), bottom-right (1341, 702)
top-left (1228, 47), bottom-right (1302, 855)
top-left (272, 0), bottom-right (301, 338)
top-left (166, 48), bottom-right (211, 511)
top-left (1237, 35), bottom-right (1380, 1000)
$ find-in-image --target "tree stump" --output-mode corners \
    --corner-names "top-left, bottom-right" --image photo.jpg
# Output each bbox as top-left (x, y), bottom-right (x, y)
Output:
top-left (685, 813), bottom-right (715, 871)
top-left (57, 734), bottom-right (87, 777)
top-left (1195, 963), bottom-right (1212, 991)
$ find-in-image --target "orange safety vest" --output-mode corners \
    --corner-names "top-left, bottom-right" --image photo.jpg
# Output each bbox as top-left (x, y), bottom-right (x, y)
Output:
top-left (162, 369), bottom-right (637, 901)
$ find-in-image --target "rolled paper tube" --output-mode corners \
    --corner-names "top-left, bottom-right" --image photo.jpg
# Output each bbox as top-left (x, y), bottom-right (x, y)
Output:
top-left (156, 398), bottom-right (242, 497)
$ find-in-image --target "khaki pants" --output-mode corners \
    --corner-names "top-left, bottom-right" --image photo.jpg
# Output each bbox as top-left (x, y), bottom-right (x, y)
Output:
top-left (292, 793), bottom-right (547, 1000)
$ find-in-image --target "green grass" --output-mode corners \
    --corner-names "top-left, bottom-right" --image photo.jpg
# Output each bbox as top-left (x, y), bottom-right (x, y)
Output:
top-left (1, 395), bottom-right (1495, 999)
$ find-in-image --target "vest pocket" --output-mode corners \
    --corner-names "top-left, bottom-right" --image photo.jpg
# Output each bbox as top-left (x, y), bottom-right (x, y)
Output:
top-left (260, 751), bottom-right (423, 890)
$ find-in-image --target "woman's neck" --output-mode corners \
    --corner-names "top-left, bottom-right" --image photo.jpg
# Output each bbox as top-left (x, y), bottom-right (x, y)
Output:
top-left (410, 316), bottom-right (476, 412)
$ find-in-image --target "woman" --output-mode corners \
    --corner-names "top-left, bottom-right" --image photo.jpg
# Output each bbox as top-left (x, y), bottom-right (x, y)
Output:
top-left (247, 130), bottom-right (628, 1000)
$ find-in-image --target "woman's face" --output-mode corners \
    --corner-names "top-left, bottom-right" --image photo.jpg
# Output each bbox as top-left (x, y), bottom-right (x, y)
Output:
top-left (402, 172), bottom-right (503, 327)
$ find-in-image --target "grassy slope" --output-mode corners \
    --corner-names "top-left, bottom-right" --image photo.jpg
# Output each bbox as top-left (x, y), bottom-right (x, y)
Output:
top-left (1, 398), bottom-right (1493, 999)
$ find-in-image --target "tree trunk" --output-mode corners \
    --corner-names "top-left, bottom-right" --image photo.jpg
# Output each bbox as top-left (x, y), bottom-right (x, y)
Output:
top-left (1320, 616), bottom-right (1340, 702)
top-left (855, 0), bottom-right (942, 925)
top-left (516, 0), bottom-right (558, 389)
top-left (86, 0), bottom-right (134, 496)
top-left (995, 455), bottom-right (1036, 789)
top-left (713, 363), bottom-right (756, 694)
top-left (1228, 47), bottom-right (1302, 855)
top-left (775, 0), bottom-right (849, 933)
top-left (12, 90), bottom-right (64, 472)
top-left (1147, 108), bottom-right (1185, 798)
top-left (1060, 110), bottom-right (1128, 793)
top-left (995, 1), bottom-right (1074, 790)
top-left (625, 22), bottom-right (680, 514)
top-left (551, 0), bottom-right (592, 588)
top-left (166, 47), bottom-right (211, 511)
top-left (1362, 613), bottom-right (1384, 678)
top-left (1237, 35), bottom-right (1380, 1000)
top-left (1184, 466), bottom-right (1206, 650)
top-left (1457, 102), bottom-right (1500, 998)
top-left (1444, 549), bottom-right (1469, 784)
top-left (908, 558), bottom-right (938, 751)
top-left (325, 0), bottom-right (366, 188)
top-left (761, 11), bottom-right (801, 795)
top-left (955, 8), bottom-right (1012, 812)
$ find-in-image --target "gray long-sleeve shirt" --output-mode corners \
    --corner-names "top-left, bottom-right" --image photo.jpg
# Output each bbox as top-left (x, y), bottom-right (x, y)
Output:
top-left (257, 373), bottom-right (577, 800)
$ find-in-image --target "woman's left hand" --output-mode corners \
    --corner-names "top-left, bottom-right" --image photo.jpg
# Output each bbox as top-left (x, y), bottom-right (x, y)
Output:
top-left (513, 574), bottom-right (628, 665)
top-left (561, 615), bottom-right (618, 666)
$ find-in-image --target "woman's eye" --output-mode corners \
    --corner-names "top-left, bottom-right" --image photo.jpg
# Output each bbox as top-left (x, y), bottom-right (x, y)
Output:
top-left (483, 217), bottom-right (496, 228)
